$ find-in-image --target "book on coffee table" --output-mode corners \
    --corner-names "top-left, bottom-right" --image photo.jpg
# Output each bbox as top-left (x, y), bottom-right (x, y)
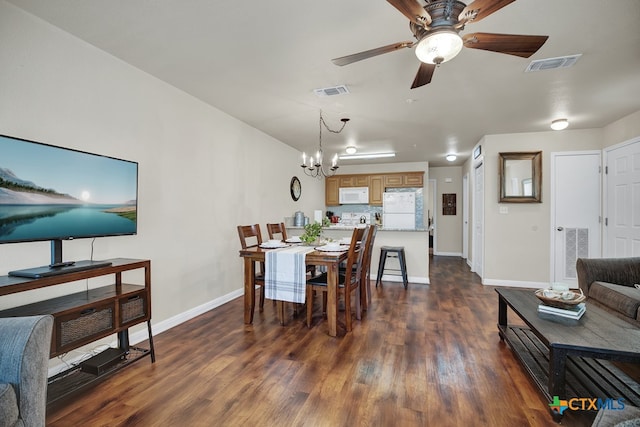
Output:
top-left (537, 302), bottom-right (586, 320)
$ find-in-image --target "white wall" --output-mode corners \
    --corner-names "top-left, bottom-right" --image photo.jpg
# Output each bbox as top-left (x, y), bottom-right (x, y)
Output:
top-left (0, 1), bottom-right (324, 330)
top-left (603, 110), bottom-right (640, 148)
top-left (428, 166), bottom-right (463, 255)
top-left (467, 129), bottom-right (603, 285)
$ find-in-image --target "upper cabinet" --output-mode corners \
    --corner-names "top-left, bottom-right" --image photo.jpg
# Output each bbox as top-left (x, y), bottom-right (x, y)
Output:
top-left (338, 175), bottom-right (369, 187)
top-left (325, 176), bottom-right (340, 206)
top-left (385, 172), bottom-right (423, 187)
top-left (325, 172), bottom-right (424, 206)
top-left (369, 175), bottom-right (384, 205)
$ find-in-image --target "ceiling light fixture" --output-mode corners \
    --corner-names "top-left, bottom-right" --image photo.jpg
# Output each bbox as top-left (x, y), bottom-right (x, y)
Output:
top-left (345, 146), bottom-right (357, 155)
top-left (414, 29), bottom-right (463, 65)
top-left (446, 154), bottom-right (457, 162)
top-left (338, 152), bottom-right (396, 160)
top-left (301, 111), bottom-right (349, 179)
top-left (550, 118), bottom-right (569, 131)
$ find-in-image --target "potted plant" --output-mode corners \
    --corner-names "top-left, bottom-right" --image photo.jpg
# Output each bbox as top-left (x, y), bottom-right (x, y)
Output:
top-left (300, 218), bottom-right (330, 245)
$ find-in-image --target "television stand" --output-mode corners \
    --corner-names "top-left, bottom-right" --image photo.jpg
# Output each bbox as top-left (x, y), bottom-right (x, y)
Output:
top-left (8, 259), bottom-right (113, 278)
top-left (0, 258), bottom-right (154, 409)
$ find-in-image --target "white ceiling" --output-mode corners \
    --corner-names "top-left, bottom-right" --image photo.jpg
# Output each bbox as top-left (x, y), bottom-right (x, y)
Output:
top-left (7, 0), bottom-right (640, 166)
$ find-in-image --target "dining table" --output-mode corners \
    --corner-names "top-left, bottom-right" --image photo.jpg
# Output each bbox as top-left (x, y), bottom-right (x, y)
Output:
top-left (239, 245), bottom-right (348, 337)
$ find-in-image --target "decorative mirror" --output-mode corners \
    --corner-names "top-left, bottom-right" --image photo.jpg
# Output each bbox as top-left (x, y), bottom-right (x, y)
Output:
top-left (498, 151), bottom-right (542, 203)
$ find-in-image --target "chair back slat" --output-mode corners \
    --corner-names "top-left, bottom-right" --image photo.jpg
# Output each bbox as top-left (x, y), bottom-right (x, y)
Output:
top-left (343, 226), bottom-right (369, 288)
top-left (266, 223), bottom-right (288, 241)
top-left (237, 224), bottom-right (263, 249)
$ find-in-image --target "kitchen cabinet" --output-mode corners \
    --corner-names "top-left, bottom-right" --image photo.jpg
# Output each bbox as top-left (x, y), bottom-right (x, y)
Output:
top-left (384, 174), bottom-right (404, 187)
top-left (325, 176), bottom-right (340, 205)
top-left (338, 175), bottom-right (369, 187)
top-left (338, 176), bottom-right (355, 187)
top-left (404, 172), bottom-right (424, 187)
top-left (369, 175), bottom-right (384, 206)
top-left (325, 172), bottom-right (424, 206)
top-left (384, 172), bottom-right (424, 188)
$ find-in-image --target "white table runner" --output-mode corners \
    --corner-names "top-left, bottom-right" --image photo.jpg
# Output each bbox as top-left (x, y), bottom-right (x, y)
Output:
top-left (265, 246), bottom-right (315, 303)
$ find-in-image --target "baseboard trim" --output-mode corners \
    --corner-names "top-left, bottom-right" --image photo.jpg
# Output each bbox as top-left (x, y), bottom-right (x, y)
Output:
top-left (433, 251), bottom-right (463, 257)
top-left (370, 273), bottom-right (429, 285)
top-left (482, 278), bottom-right (548, 288)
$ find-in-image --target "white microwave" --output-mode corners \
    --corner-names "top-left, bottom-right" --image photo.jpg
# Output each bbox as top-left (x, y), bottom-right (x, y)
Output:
top-left (339, 187), bottom-right (369, 204)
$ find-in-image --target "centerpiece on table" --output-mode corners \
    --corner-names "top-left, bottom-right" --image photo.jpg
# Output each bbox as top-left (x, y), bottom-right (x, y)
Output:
top-left (535, 285), bottom-right (586, 320)
top-left (300, 218), bottom-right (331, 245)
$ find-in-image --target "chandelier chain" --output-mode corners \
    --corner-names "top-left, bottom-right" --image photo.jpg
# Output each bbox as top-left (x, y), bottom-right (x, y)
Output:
top-left (300, 110), bottom-right (349, 179)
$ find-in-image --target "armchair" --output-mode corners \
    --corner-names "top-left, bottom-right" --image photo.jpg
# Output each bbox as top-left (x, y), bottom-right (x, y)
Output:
top-left (0, 315), bottom-right (53, 427)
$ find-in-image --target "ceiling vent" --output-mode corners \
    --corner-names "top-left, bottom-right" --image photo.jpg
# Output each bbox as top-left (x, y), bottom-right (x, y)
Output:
top-left (525, 54), bottom-right (582, 72)
top-left (314, 85), bottom-right (350, 97)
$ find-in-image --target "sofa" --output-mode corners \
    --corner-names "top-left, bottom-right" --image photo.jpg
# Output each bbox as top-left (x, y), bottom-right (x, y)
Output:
top-left (576, 257), bottom-right (640, 325)
top-left (0, 315), bottom-right (53, 427)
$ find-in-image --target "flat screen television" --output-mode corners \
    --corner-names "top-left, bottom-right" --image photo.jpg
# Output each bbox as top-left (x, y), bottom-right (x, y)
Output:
top-left (0, 134), bottom-right (138, 278)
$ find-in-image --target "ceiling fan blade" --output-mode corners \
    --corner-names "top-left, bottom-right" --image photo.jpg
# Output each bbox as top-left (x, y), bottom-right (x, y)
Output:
top-left (411, 63), bottom-right (436, 89)
top-left (332, 41), bottom-right (414, 66)
top-left (386, 0), bottom-right (431, 26)
top-left (462, 32), bottom-right (548, 58)
top-left (459, 0), bottom-right (516, 23)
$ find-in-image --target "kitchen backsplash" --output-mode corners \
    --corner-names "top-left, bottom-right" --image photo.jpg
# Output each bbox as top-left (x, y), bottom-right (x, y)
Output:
top-left (327, 187), bottom-right (424, 228)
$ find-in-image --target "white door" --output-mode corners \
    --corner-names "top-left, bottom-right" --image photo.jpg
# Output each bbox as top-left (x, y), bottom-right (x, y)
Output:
top-left (605, 138), bottom-right (640, 256)
top-left (462, 173), bottom-right (469, 260)
top-left (472, 161), bottom-right (484, 278)
top-left (552, 152), bottom-right (601, 285)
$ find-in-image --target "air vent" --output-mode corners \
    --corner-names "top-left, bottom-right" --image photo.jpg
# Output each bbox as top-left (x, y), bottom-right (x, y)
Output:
top-left (525, 54), bottom-right (582, 72)
top-left (314, 85), bottom-right (350, 97)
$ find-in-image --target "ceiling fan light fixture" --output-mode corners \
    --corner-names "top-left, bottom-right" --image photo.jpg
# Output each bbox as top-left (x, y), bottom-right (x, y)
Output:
top-left (415, 29), bottom-right (463, 65)
top-left (550, 118), bottom-right (569, 131)
top-left (345, 146), bottom-right (357, 155)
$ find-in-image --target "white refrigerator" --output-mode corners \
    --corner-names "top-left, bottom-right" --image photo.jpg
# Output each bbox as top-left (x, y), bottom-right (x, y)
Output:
top-left (383, 192), bottom-right (416, 230)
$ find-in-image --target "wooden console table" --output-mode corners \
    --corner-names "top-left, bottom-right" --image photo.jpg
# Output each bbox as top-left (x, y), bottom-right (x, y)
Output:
top-left (0, 258), bottom-right (155, 408)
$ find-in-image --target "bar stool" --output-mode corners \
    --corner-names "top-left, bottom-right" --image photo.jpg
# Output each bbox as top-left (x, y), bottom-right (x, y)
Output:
top-left (376, 246), bottom-right (408, 289)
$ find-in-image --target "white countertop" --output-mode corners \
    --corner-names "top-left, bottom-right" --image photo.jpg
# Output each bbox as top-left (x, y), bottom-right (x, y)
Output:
top-left (288, 225), bottom-right (427, 232)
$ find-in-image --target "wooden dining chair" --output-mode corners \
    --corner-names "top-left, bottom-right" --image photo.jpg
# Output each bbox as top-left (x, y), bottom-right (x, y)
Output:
top-left (360, 224), bottom-right (378, 311)
top-left (266, 222), bottom-right (287, 241)
top-left (306, 225), bottom-right (369, 332)
top-left (237, 224), bottom-right (266, 317)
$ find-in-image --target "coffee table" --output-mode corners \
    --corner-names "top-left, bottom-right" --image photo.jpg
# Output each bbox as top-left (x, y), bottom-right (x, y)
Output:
top-left (496, 288), bottom-right (640, 421)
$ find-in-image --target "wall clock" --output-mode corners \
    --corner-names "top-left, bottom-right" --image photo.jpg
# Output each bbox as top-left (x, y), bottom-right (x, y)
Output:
top-left (290, 176), bottom-right (301, 201)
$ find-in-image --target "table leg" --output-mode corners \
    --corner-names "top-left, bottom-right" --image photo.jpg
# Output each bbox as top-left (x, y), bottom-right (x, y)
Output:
top-left (498, 295), bottom-right (507, 340)
top-left (327, 263), bottom-right (338, 337)
top-left (243, 258), bottom-right (255, 324)
top-left (277, 300), bottom-right (285, 325)
top-left (548, 346), bottom-right (567, 398)
top-left (548, 346), bottom-right (568, 422)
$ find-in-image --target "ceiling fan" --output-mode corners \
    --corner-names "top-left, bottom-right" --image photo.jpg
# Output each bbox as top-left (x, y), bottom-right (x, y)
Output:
top-left (332, 0), bottom-right (548, 89)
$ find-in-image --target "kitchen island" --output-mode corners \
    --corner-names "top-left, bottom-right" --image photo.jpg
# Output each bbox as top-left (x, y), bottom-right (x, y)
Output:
top-left (289, 225), bottom-right (429, 284)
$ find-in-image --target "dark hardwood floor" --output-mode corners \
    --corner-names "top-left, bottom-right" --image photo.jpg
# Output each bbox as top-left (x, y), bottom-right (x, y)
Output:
top-left (46, 256), bottom-right (603, 426)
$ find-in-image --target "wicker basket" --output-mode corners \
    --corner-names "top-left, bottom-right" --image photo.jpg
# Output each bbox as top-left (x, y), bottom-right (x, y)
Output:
top-left (535, 288), bottom-right (586, 309)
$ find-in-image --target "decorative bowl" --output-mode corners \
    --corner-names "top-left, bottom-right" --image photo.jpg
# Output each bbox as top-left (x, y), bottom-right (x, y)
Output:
top-left (535, 288), bottom-right (586, 309)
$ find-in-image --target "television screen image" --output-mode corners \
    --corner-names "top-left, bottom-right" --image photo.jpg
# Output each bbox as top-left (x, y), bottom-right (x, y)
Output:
top-left (0, 134), bottom-right (138, 244)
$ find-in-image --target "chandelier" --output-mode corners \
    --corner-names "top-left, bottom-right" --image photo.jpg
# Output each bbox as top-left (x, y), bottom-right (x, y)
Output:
top-left (301, 111), bottom-right (350, 179)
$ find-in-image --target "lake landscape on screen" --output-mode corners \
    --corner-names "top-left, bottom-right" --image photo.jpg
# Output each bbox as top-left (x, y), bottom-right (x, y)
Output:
top-left (0, 135), bottom-right (138, 243)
